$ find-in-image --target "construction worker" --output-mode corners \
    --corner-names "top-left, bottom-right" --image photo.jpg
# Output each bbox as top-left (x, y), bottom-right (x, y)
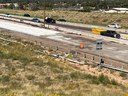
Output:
top-left (98, 58), bottom-right (104, 66)
top-left (100, 58), bottom-right (104, 65)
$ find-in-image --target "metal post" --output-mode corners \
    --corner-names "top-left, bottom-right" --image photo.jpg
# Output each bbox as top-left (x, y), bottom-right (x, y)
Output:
top-left (99, 51), bottom-right (102, 65)
top-left (96, 39), bottom-right (103, 66)
top-left (98, 51), bottom-right (101, 66)
top-left (44, 0), bottom-right (46, 27)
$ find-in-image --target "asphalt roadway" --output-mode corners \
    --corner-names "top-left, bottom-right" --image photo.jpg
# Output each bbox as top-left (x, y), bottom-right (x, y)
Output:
top-left (1, 13), bottom-right (127, 33)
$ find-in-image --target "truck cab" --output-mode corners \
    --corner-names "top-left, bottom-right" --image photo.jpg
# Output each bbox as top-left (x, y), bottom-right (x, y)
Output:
top-left (101, 30), bottom-right (120, 39)
top-left (91, 28), bottom-right (121, 39)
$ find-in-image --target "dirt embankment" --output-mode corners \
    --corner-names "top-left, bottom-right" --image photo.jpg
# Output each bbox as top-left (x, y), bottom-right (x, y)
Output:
top-left (0, 29), bottom-right (127, 96)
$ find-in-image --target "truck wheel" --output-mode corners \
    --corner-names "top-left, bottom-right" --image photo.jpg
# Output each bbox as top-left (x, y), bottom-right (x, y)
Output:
top-left (114, 34), bottom-right (117, 38)
top-left (116, 34), bottom-right (120, 39)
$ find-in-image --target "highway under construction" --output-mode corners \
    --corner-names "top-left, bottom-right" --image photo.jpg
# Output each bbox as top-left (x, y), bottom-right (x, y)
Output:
top-left (0, 14), bottom-right (128, 72)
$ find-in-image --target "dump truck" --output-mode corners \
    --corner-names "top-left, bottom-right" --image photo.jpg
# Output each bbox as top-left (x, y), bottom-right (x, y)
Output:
top-left (92, 28), bottom-right (120, 39)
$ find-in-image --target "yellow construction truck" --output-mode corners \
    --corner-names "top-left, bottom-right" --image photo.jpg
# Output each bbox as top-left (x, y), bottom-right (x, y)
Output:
top-left (92, 28), bottom-right (120, 39)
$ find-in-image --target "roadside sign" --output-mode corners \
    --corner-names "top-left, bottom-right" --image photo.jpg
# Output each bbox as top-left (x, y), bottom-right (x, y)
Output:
top-left (96, 39), bottom-right (103, 50)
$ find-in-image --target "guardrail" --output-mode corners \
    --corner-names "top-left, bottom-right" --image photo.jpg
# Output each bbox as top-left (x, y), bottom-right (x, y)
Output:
top-left (50, 53), bottom-right (128, 73)
top-left (101, 64), bottom-right (128, 73)
top-left (84, 53), bottom-right (128, 73)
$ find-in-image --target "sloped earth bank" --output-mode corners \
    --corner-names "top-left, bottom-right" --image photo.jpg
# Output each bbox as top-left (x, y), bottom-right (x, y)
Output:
top-left (0, 29), bottom-right (128, 96)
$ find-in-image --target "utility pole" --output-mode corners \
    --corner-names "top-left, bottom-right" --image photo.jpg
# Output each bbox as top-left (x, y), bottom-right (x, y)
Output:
top-left (44, 0), bottom-right (46, 27)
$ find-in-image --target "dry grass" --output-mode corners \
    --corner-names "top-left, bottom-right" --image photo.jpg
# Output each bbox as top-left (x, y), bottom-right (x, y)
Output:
top-left (0, 30), bottom-right (127, 96)
top-left (0, 9), bottom-right (128, 28)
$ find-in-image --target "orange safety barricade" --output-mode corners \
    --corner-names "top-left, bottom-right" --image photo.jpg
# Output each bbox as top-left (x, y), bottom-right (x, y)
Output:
top-left (80, 43), bottom-right (84, 49)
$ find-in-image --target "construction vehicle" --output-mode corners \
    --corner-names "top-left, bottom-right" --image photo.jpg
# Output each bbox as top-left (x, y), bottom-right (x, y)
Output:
top-left (92, 28), bottom-right (121, 39)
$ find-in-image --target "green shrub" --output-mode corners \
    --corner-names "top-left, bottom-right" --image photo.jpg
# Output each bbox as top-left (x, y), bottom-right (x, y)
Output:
top-left (120, 72), bottom-right (127, 78)
top-left (98, 74), bottom-right (110, 85)
top-left (70, 71), bottom-right (81, 79)
top-left (26, 75), bottom-right (35, 80)
top-left (90, 77), bottom-right (100, 85)
top-left (57, 74), bottom-right (70, 81)
top-left (33, 60), bottom-right (45, 67)
top-left (1, 75), bottom-right (10, 83)
top-left (9, 81), bottom-right (22, 89)
top-left (111, 79), bottom-right (118, 85)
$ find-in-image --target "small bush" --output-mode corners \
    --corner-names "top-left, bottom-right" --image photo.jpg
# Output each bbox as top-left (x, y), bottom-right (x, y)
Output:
top-left (57, 74), bottom-right (70, 81)
top-left (120, 72), bottom-right (127, 78)
top-left (70, 71), bottom-right (80, 79)
top-left (1, 75), bottom-right (10, 83)
top-left (102, 19), bottom-right (108, 22)
top-left (98, 74), bottom-right (110, 85)
top-left (26, 75), bottom-right (35, 80)
top-left (33, 61), bottom-right (45, 67)
top-left (45, 77), bottom-right (51, 81)
top-left (90, 77), bottom-right (100, 85)
top-left (111, 79), bottom-right (118, 85)
top-left (9, 81), bottom-right (22, 89)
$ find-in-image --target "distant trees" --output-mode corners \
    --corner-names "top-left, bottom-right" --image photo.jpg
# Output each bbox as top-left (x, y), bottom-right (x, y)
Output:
top-left (18, 3), bottom-right (25, 10)
top-left (8, 3), bottom-right (15, 9)
top-left (0, 0), bottom-right (128, 11)
top-left (28, 3), bottom-right (39, 11)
